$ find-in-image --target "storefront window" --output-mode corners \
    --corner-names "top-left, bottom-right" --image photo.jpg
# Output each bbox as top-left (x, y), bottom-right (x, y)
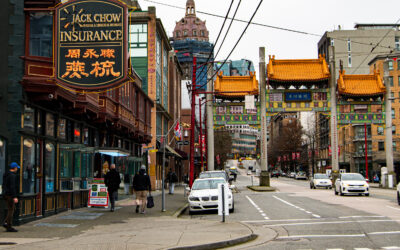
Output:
top-left (81, 153), bottom-right (92, 178)
top-left (23, 105), bottom-right (35, 132)
top-left (60, 147), bottom-right (73, 178)
top-left (37, 110), bottom-right (43, 135)
top-left (29, 12), bottom-right (52, 57)
top-left (45, 143), bottom-right (55, 193)
top-left (23, 138), bottom-right (35, 194)
top-left (74, 151), bottom-right (81, 178)
top-left (0, 138), bottom-right (6, 194)
top-left (74, 124), bottom-right (81, 143)
top-left (58, 118), bottom-right (66, 140)
top-left (45, 113), bottom-right (55, 137)
top-left (83, 128), bottom-right (89, 145)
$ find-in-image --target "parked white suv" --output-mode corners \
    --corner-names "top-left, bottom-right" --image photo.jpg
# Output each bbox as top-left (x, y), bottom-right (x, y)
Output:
top-left (335, 173), bottom-right (369, 196)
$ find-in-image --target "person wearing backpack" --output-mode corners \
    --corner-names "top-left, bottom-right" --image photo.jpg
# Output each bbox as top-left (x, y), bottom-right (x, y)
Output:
top-left (132, 165), bottom-right (151, 214)
top-left (2, 162), bottom-right (20, 232)
top-left (166, 168), bottom-right (178, 195)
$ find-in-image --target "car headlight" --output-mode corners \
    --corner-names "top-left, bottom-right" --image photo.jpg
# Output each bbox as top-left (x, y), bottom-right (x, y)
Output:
top-left (344, 183), bottom-right (350, 187)
top-left (189, 196), bottom-right (200, 201)
top-left (363, 184), bottom-right (368, 187)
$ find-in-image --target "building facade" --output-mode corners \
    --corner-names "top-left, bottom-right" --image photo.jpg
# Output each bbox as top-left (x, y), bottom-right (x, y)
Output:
top-left (318, 24), bottom-right (400, 75)
top-left (1, 0), bottom-right (153, 224)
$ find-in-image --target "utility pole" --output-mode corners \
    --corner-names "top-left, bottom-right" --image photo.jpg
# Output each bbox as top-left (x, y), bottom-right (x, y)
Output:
top-left (384, 60), bottom-right (395, 187)
top-left (259, 47), bottom-right (270, 186)
top-left (206, 62), bottom-right (215, 170)
top-left (199, 98), bottom-right (204, 171)
top-left (329, 46), bottom-right (339, 184)
top-left (189, 56), bottom-right (197, 187)
top-left (364, 123), bottom-right (369, 180)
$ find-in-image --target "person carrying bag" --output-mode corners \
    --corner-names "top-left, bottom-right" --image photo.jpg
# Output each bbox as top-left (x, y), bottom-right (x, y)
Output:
top-left (132, 165), bottom-right (152, 214)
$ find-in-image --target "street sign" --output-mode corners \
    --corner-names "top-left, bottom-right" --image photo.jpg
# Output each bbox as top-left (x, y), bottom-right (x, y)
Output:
top-left (177, 141), bottom-right (189, 145)
top-left (218, 183), bottom-right (229, 221)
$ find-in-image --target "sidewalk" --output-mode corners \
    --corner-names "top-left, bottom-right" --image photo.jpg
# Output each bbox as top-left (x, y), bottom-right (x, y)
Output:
top-left (0, 186), bottom-right (254, 250)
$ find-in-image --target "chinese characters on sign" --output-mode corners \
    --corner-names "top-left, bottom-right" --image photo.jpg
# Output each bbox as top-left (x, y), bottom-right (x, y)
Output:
top-left (285, 92), bottom-right (311, 102)
top-left (55, 0), bottom-right (127, 91)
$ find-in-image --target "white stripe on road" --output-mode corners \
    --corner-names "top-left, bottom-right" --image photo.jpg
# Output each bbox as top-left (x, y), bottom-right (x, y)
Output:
top-left (242, 218), bottom-right (320, 223)
top-left (277, 234), bottom-right (365, 239)
top-left (382, 247), bottom-right (400, 250)
top-left (246, 195), bottom-right (269, 220)
top-left (262, 219), bottom-right (400, 227)
top-left (339, 215), bottom-right (385, 219)
top-left (368, 231), bottom-right (400, 235)
top-left (272, 195), bottom-right (321, 218)
top-left (387, 206), bottom-right (400, 212)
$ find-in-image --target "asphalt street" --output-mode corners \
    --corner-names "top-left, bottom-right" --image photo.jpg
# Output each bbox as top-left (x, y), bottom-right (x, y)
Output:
top-left (183, 170), bottom-right (400, 250)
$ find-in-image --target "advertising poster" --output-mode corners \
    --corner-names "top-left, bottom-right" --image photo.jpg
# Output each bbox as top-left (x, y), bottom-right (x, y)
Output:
top-left (88, 178), bottom-right (109, 207)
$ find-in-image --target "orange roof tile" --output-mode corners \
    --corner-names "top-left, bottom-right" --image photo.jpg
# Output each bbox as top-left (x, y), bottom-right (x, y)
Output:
top-left (337, 70), bottom-right (386, 96)
top-left (267, 55), bottom-right (330, 82)
top-left (214, 72), bottom-right (258, 97)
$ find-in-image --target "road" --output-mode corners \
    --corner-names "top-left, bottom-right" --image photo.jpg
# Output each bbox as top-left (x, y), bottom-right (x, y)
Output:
top-left (182, 170), bottom-right (400, 250)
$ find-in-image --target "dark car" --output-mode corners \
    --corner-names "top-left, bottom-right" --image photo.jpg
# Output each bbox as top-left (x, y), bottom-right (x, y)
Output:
top-left (271, 171), bottom-right (280, 178)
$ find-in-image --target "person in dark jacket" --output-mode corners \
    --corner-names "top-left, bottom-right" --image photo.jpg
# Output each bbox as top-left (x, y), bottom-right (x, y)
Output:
top-left (132, 165), bottom-right (151, 214)
top-left (2, 162), bottom-right (20, 232)
top-left (166, 168), bottom-right (178, 194)
top-left (104, 164), bottom-right (121, 212)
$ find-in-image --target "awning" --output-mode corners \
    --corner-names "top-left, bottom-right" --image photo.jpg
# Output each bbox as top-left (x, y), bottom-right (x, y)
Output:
top-left (165, 145), bottom-right (182, 158)
top-left (96, 148), bottom-right (130, 157)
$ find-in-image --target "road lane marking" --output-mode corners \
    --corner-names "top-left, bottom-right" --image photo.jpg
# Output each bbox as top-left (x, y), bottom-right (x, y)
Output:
top-left (246, 195), bottom-right (269, 220)
top-left (242, 218), bottom-right (321, 223)
top-left (368, 231), bottom-right (400, 235)
top-left (272, 195), bottom-right (320, 218)
top-left (354, 248), bottom-right (372, 250)
top-left (277, 234), bottom-right (365, 239)
top-left (382, 247), bottom-right (400, 250)
top-left (262, 219), bottom-right (400, 227)
top-left (387, 206), bottom-right (400, 212)
top-left (339, 215), bottom-right (385, 219)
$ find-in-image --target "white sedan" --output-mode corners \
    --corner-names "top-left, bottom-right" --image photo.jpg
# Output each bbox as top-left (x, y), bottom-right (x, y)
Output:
top-left (188, 178), bottom-right (234, 214)
top-left (335, 173), bottom-right (369, 196)
top-left (310, 173), bottom-right (332, 189)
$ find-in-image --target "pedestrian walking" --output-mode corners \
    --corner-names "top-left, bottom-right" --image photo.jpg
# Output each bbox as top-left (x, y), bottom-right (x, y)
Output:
top-left (2, 162), bottom-right (20, 232)
top-left (124, 173), bottom-right (130, 195)
top-left (104, 164), bottom-right (121, 212)
top-left (132, 165), bottom-right (151, 214)
top-left (166, 168), bottom-right (178, 194)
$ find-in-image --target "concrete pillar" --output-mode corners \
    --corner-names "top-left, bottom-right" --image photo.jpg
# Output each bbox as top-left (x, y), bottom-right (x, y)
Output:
top-left (206, 62), bottom-right (215, 171)
top-left (384, 61), bottom-right (395, 187)
top-left (259, 47), bottom-right (270, 186)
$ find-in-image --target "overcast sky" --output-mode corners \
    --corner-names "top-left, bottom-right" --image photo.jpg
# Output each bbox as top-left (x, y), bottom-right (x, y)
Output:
top-left (140, 0), bottom-right (399, 69)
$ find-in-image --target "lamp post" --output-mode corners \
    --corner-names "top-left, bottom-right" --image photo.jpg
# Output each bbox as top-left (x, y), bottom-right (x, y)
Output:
top-left (189, 56), bottom-right (197, 187)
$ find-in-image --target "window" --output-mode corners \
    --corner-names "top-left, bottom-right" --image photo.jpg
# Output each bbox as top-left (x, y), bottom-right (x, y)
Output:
top-left (74, 123), bottom-right (81, 143)
top-left (22, 138), bottom-right (35, 194)
top-left (163, 47), bottom-right (168, 109)
top-left (389, 61), bottom-right (393, 70)
top-left (377, 126), bottom-right (384, 135)
top-left (58, 118), bottom-right (66, 140)
top-left (0, 138), bottom-right (6, 194)
top-left (330, 39), bottom-right (334, 46)
top-left (74, 151), bottom-right (81, 178)
top-left (29, 12), bottom-right (52, 57)
top-left (389, 76), bottom-right (394, 87)
top-left (378, 142), bottom-right (385, 151)
top-left (391, 92), bottom-right (395, 102)
top-left (393, 125), bottom-right (396, 135)
top-left (23, 105), bottom-right (35, 132)
top-left (347, 38), bottom-right (351, 52)
top-left (200, 30), bottom-right (205, 37)
top-left (60, 146), bottom-right (73, 178)
top-left (176, 31), bottom-right (180, 37)
top-left (392, 108), bottom-right (395, 119)
top-left (183, 30), bottom-right (188, 36)
top-left (193, 30), bottom-right (197, 36)
top-left (396, 37), bottom-right (400, 51)
top-left (45, 142), bottom-right (55, 193)
top-left (129, 24), bottom-right (147, 57)
top-left (393, 142), bottom-right (397, 151)
top-left (156, 35), bottom-right (162, 104)
top-left (45, 113), bottom-right (55, 137)
top-left (348, 53), bottom-right (352, 67)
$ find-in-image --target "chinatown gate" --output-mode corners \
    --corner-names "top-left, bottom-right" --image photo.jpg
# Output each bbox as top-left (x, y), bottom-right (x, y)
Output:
top-left (213, 46), bottom-right (396, 187)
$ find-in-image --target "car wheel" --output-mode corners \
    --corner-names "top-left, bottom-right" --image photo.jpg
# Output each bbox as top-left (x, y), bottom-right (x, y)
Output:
top-left (397, 192), bottom-right (400, 205)
top-left (365, 193), bottom-right (369, 197)
top-left (326, 187), bottom-right (329, 189)
top-left (189, 210), bottom-right (195, 215)
top-left (329, 186), bottom-right (332, 189)
top-left (310, 184), bottom-right (313, 189)
top-left (340, 187), bottom-right (344, 196)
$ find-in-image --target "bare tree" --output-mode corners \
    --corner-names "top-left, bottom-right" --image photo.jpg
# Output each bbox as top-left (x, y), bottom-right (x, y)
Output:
top-left (214, 130), bottom-right (233, 170)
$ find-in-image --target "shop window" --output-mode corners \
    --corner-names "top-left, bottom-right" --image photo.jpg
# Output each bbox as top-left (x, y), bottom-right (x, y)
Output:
top-left (22, 138), bottom-right (35, 194)
top-left (60, 147), bottom-right (73, 178)
top-left (81, 153), bottom-right (92, 178)
top-left (29, 12), bottom-right (52, 57)
top-left (83, 128), bottom-right (90, 145)
top-left (45, 142), bottom-right (55, 193)
top-left (23, 105), bottom-right (35, 132)
top-left (0, 138), bottom-right (6, 194)
top-left (58, 118), bottom-right (66, 140)
top-left (74, 124), bottom-right (81, 143)
top-left (45, 113), bottom-right (55, 137)
top-left (74, 151), bottom-right (81, 178)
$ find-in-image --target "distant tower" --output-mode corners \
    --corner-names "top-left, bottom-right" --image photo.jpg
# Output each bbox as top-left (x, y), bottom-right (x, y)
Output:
top-left (173, 0), bottom-right (209, 42)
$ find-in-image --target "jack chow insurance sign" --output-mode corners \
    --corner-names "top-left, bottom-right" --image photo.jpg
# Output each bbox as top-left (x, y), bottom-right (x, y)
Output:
top-left (55, 0), bottom-right (128, 91)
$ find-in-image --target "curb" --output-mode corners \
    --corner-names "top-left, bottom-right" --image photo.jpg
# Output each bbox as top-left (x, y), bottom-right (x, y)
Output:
top-left (168, 233), bottom-right (258, 250)
top-left (173, 203), bottom-right (189, 218)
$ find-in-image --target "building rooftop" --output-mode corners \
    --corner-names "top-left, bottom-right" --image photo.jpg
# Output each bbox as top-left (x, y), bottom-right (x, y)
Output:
top-left (267, 55), bottom-right (330, 83)
top-left (354, 23), bottom-right (400, 30)
top-left (337, 70), bottom-right (386, 96)
top-left (214, 72), bottom-right (258, 97)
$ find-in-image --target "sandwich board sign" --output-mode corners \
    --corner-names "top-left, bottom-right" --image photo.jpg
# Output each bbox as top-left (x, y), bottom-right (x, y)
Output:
top-left (88, 178), bottom-right (109, 207)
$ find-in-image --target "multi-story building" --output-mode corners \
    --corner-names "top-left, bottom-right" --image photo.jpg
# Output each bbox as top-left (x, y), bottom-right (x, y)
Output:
top-left (316, 113), bottom-right (331, 173)
top-left (0, 0), bottom-right (153, 224)
top-left (171, 0), bottom-right (213, 88)
top-left (318, 24), bottom-right (400, 75)
top-left (214, 59), bottom-right (255, 76)
top-left (130, 6), bottom-right (183, 189)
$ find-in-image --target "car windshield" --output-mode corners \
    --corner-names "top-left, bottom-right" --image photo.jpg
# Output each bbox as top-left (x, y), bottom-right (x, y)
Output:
top-left (341, 174), bottom-right (365, 181)
top-left (298, 172), bottom-right (305, 175)
top-left (192, 179), bottom-right (226, 190)
top-left (199, 172), bottom-right (227, 181)
top-left (314, 174), bottom-right (329, 179)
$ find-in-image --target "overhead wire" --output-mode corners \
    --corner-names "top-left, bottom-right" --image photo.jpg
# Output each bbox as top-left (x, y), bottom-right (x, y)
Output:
top-left (196, 0), bottom-right (263, 90)
top-left (197, 0), bottom-right (242, 85)
top-left (142, 0), bottom-right (395, 51)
